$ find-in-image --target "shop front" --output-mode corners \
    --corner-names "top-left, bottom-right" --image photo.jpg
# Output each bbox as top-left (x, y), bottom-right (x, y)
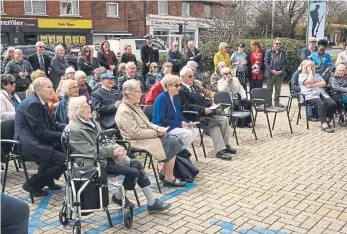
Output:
top-left (146, 15), bottom-right (209, 51)
top-left (1, 17), bottom-right (92, 47)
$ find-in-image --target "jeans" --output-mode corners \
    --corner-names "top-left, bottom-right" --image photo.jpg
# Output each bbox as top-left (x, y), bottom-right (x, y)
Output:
top-left (267, 74), bottom-right (284, 105)
top-left (306, 95), bottom-right (337, 123)
top-left (1, 193), bottom-right (30, 234)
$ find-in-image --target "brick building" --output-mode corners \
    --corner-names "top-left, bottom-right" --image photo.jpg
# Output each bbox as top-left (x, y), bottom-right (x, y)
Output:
top-left (91, 0), bottom-right (221, 48)
top-left (1, 0), bottom-right (93, 46)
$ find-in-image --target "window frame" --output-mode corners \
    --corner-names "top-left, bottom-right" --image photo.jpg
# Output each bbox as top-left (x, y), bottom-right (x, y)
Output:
top-left (182, 2), bottom-right (190, 17)
top-left (158, 0), bottom-right (168, 15)
top-left (60, 0), bottom-right (80, 16)
top-left (0, 0), bottom-right (4, 13)
top-left (24, 0), bottom-right (47, 15)
top-left (204, 3), bottom-right (212, 18)
top-left (106, 2), bottom-right (119, 18)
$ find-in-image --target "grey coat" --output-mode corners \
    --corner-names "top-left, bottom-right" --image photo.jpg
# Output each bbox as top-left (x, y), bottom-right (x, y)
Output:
top-left (264, 48), bottom-right (287, 78)
top-left (331, 75), bottom-right (347, 94)
top-left (5, 60), bottom-right (33, 86)
top-left (50, 56), bottom-right (70, 90)
top-left (66, 117), bottom-right (130, 169)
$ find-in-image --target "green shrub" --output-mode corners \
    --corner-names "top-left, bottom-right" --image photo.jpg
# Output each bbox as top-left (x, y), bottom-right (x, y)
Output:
top-left (201, 38), bottom-right (306, 81)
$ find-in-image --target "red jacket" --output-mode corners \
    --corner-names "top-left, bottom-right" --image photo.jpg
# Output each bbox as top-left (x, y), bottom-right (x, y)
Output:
top-left (142, 81), bottom-right (164, 105)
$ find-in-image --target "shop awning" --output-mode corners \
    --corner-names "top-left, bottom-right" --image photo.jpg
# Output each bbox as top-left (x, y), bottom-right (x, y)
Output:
top-left (92, 31), bottom-right (132, 36)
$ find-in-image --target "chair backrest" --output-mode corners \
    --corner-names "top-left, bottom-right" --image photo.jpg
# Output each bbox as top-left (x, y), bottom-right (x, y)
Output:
top-left (214, 92), bottom-right (233, 105)
top-left (0, 119), bottom-right (15, 140)
top-left (143, 105), bottom-right (154, 122)
top-left (16, 91), bottom-right (27, 101)
top-left (251, 88), bottom-right (272, 107)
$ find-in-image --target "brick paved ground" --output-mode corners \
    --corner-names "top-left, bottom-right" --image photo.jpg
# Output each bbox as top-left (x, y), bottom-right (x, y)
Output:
top-left (2, 85), bottom-right (347, 234)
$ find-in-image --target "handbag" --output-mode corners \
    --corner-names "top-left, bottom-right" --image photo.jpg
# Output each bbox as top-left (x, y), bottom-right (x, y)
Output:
top-left (174, 156), bottom-right (199, 183)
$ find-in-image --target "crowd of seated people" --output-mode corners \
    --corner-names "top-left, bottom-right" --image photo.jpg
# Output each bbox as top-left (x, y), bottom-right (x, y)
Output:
top-left (4, 38), bottom-right (347, 233)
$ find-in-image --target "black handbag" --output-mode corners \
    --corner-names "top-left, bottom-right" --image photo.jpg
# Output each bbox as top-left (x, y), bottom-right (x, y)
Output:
top-left (174, 156), bottom-right (199, 183)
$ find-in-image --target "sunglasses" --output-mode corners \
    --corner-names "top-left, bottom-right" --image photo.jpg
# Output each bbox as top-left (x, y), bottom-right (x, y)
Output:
top-left (9, 81), bottom-right (15, 85)
top-left (275, 43), bottom-right (281, 45)
top-left (171, 83), bottom-right (181, 88)
top-left (223, 72), bottom-right (231, 75)
top-left (188, 75), bottom-right (195, 78)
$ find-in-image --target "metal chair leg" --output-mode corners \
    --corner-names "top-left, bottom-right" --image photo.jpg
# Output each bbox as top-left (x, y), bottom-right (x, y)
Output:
top-left (198, 127), bottom-right (207, 158)
top-left (133, 189), bottom-right (141, 207)
top-left (231, 117), bottom-right (239, 146)
top-left (150, 155), bottom-right (161, 193)
top-left (250, 111), bottom-right (257, 140)
top-left (13, 159), bottom-right (19, 171)
top-left (144, 153), bottom-right (148, 169)
top-left (105, 207), bottom-right (113, 227)
top-left (287, 111), bottom-right (293, 134)
top-left (305, 105), bottom-right (310, 129)
top-left (22, 160), bottom-right (34, 204)
top-left (272, 113), bottom-right (277, 130)
top-left (191, 143), bottom-right (198, 162)
top-left (252, 110), bottom-right (258, 134)
top-left (265, 112), bottom-right (273, 138)
top-left (148, 155), bottom-right (151, 169)
top-left (2, 156), bottom-right (10, 193)
top-left (296, 104), bottom-right (301, 125)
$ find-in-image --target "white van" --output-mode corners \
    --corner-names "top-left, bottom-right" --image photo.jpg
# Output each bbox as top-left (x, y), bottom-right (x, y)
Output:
top-left (106, 38), bottom-right (167, 62)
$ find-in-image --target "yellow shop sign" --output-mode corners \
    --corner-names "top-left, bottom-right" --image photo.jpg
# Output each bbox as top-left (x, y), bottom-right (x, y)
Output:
top-left (38, 19), bottom-right (92, 29)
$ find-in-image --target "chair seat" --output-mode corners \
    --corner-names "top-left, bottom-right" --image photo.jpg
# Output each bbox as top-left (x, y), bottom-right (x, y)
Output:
top-left (232, 111), bottom-right (251, 118)
top-left (265, 106), bottom-right (287, 113)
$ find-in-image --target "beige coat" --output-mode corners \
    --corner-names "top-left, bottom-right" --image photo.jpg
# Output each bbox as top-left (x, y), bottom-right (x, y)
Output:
top-left (0, 89), bottom-right (21, 120)
top-left (217, 76), bottom-right (246, 99)
top-left (115, 101), bottom-right (166, 161)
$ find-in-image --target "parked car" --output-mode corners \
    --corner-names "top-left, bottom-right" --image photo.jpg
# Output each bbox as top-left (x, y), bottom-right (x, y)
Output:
top-left (1, 45), bottom-right (78, 70)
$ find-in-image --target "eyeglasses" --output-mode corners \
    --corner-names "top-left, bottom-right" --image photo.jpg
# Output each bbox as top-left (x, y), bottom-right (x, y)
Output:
top-left (171, 83), bottom-right (181, 88)
top-left (9, 81), bottom-right (15, 85)
top-left (153, 66), bottom-right (158, 68)
top-left (37, 46), bottom-right (44, 48)
top-left (85, 50), bottom-right (90, 52)
top-left (275, 43), bottom-right (281, 45)
top-left (173, 45), bottom-right (178, 47)
top-left (69, 86), bottom-right (79, 89)
top-left (188, 75), bottom-right (195, 78)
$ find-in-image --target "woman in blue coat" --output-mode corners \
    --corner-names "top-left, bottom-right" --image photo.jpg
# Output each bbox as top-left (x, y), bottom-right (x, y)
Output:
top-left (152, 74), bottom-right (198, 151)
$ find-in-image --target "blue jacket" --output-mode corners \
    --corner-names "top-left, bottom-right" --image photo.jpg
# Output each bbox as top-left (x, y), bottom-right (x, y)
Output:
top-left (152, 91), bottom-right (189, 132)
top-left (301, 46), bottom-right (317, 60)
top-left (55, 96), bottom-right (69, 124)
top-left (14, 93), bottom-right (66, 162)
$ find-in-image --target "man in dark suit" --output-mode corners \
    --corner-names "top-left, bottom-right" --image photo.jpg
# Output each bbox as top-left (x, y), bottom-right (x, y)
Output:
top-left (185, 41), bottom-right (203, 82)
top-left (14, 77), bottom-right (66, 197)
top-left (27, 41), bottom-right (50, 77)
top-left (141, 34), bottom-right (159, 80)
top-left (91, 73), bottom-right (121, 130)
top-left (178, 67), bottom-right (237, 161)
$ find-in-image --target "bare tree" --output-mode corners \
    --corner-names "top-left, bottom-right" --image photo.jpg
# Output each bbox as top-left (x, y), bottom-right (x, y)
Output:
top-left (200, 1), bottom-right (250, 44)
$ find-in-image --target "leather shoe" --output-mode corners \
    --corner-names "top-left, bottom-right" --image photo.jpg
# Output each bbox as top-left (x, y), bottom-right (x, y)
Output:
top-left (147, 199), bottom-right (171, 214)
top-left (47, 184), bottom-right (63, 190)
top-left (22, 182), bottom-right (49, 197)
top-left (216, 151), bottom-right (232, 160)
top-left (163, 178), bottom-right (186, 187)
top-left (225, 145), bottom-right (237, 154)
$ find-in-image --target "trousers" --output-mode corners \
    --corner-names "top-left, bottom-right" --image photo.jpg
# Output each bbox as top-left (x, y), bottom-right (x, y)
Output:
top-left (169, 127), bottom-right (198, 149)
top-left (267, 74), bottom-right (284, 104)
top-left (209, 115), bottom-right (230, 153)
top-left (106, 159), bottom-right (151, 190)
top-left (1, 193), bottom-right (30, 234)
top-left (306, 95), bottom-right (337, 123)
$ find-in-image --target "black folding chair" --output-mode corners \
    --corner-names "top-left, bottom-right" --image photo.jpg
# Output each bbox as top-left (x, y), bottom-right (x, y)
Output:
top-left (1, 119), bottom-right (34, 204)
top-left (251, 88), bottom-right (293, 138)
top-left (16, 91), bottom-right (27, 101)
top-left (214, 92), bottom-right (257, 145)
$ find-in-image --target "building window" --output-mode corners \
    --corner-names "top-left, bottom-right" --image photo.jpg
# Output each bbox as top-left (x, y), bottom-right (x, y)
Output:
top-left (24, 0), bottom-right (46, 14)
top-left (182, 2), bottom-right (190, 17)
top-left (158, 0), bottom-right (168, 15)
top-left (106, 2), bottom-right (119, 17)
top-left (204, 3), bottom-right (212, 18)
top-left (60, 0), bottom-right (79, 15)
top-left (0, 0), bottom-right (4, 13)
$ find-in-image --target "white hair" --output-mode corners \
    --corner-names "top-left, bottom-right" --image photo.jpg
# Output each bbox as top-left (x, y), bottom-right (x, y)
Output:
top-left (180, 66), bottom-right (193, 77)
top-left (67, 96), bottom-right (87, 120)
top-left (220, 67), bottom-right (231, 76)
top-left (14, 49), bottom-right (22, 55)
top-left (218, 61), bottom-right (226, 68)
top-left (125, 61), bottom-right (136, 69)
top-left (122, 79), bottom-right (141, 98)
top-left (219, 42), bottom-right (229, 50)
top-left (35, 41), bottom-right (45, 47)
top-left (33, 77), bottom-right (50, 92)
top-left (188, 41), bottom-right (194, 46)
top-left (186, 61), bottom-right (197, 67)
top-left (62, 80), bottom-right (78, 97)
top-left (55, 45), bottom-right (65, 54)
top-left (74, 70), bottom-right (86, 80)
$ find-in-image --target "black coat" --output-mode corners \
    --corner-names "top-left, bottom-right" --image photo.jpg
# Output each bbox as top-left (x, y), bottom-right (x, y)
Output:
top-left (14, 93), bottom-right (66, 162)
top-left (97, 51), bottom-right (118, 76)
top-left (185, 48), bottom-right (202, 68)
top-left (120, 52), bottom-right (137, 66)
top-left (178, 84), bottom-right (220, 128)
top-left (27, 53), bottom-right (50, 77)
top-left (78, 57), bottom-right (99, 76)
top-left (91, 87), bottom-right (121, 129)
top-left (140, 44), bottom-right (159, 66)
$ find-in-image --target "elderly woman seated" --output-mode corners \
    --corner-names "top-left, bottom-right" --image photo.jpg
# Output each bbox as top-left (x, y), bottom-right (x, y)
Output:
top-left (116, 79), bottom-right (186, 187)
top-left (0, 74), bottom-right (21, 120)
top-left (75, 70), bottom-right (92, 104)
top-left (217, 67), bottom-right (253, 128)
top-left (66, 96), bottom-right (170, 213)
top-left (299, 60), bottom-right (337, 132)
top-left (152, 74), bottom-right (198, 156)
top-left (55, 79), bottom-right (79, 123)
